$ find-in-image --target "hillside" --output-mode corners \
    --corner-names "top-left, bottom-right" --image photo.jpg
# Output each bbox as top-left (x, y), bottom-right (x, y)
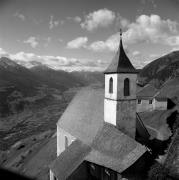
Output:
top-left (0, 57), bottom-right (85, 117)
top-left (0, 57), bottom-right (104, 152)
top-left (156, 76), bottom-right (179, 101)
top-left (138, 51), bottom-right (179, 87)
top-left (30, 65), bottom-right (83, 90)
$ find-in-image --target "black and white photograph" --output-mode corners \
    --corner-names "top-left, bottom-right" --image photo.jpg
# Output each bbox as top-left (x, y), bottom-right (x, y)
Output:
top-left (0, 0), bottom-right (179, 179)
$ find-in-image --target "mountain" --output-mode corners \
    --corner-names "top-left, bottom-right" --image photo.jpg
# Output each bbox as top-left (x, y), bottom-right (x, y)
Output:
top-left (30, 65), bottom-right (83, 90)
top-left (70, 71), bottom-right (104, 85)
top-left (138, 51), bottom-right (179, 87)
top-left (0, 57), bottom-right (104, 117)
top-left (156, 76), bottom-right (179, 101)
top-left (0, 57), bottom-right (83, 117)
top-left (0, 57), bottom-right (41, 95)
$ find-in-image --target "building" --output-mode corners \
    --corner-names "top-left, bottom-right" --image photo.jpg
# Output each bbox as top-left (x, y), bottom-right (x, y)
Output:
top-left (49, 31), bottom-right (151, 180)
top-left (137, 83), bottom-right (167, 112)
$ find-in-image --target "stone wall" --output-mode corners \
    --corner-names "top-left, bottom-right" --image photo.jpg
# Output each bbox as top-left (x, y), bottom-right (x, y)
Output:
top-left (116, 100), bottom-right (136, 138)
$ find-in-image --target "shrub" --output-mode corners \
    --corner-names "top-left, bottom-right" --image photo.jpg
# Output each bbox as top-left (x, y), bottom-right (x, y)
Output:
top-left (148, 162), bottom-right (172, 180)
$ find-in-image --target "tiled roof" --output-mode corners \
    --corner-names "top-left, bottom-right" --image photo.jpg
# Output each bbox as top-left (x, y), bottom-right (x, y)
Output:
top-left (50, 139), bottom-right (91, 180)
top-left (104, 35), bottom-right (137, 74)
top-left (50, 123), bottom-right (146, 180)
top-left (52, 87), bottom-right (147, 179)
top-left (58, 87), bottom-right (104, 145)
top-left (86, 123), bottom-right (146, 173)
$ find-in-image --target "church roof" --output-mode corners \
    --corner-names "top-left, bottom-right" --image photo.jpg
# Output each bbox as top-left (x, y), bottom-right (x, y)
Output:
top-left (50, 123), bottom-right (146, 180)
top-left (86, 123), bottom-right (146, 173)
top-left (104, 31), bottom-right (137, 74)
top-left (50, 140), bottom-right (91, 180)
top-left (52, 86), bottom-right (147, 179)
top-left (58, 86), bottom-right (104, 145)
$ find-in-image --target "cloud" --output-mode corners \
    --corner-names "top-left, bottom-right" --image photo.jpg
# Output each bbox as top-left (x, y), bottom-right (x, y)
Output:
top-left (81, 8), bottom-right (115, 31)
top-left (88, 32), bottom-right (121, 52)
top-left (67, 16), bottom-right (81, 23)
top-left (171, 46), bottom-right (179, 52)
top-left (74, 16), bottom-right (82, 23)
top-left (0, 48), bottom-right (8, 57)
top-left (124, 14), bottom-right (179, 45)
top-left (132, 51), bottom-right (141, 56)
top-left (14, 12), bottom-right (25, 21)
top-left (149, 54), bottom-right (160, 59)
top-left (67, 37), bottom-right (88, 49)
top-left (49, 15), bottom-right (59, 29)
top-left (24, 36), bottom-right (38, 48)
top-left (88, 14), bottom-right (179, 52)
top-left (115, 14), bottom-right (130, 29)
top-left (1, 48), bottom-right (105, 71)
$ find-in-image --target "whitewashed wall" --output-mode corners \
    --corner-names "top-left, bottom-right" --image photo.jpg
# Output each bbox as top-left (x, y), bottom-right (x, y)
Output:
top-left (137, 99), bottom-right (154, 112)
top-left (57, 125), bottom-right (76, 156)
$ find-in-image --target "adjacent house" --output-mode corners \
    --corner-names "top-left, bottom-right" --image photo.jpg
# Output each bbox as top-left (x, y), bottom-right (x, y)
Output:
top-left (137, 83), bottom-right (167, 112)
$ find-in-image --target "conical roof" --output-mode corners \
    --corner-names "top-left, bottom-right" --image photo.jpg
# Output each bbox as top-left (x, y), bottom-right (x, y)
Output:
top-left (104, 30), bottom-right (137, 74)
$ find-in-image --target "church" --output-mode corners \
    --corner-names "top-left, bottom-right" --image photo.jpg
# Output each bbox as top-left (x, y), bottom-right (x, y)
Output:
top-left (49, 31), bottom-right (151, 180)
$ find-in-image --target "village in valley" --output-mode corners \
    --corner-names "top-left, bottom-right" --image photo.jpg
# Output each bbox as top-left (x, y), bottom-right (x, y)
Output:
top-left (0, 0), bottom-right (179, 180)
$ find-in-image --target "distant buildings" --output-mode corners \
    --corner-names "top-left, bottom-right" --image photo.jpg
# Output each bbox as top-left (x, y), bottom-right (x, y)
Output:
top-left (137, 83), bottom-right (167, 112)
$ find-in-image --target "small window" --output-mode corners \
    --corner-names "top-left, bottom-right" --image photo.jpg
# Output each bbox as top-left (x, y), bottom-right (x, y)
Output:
top-left (149, 99), bottom-right (153, 104)
top-left (138, 99), bottom-right (141, 104)
top-left (124, 78), bottom-right (130, 96)
top-left (109, 77), bottom-right (113, 94)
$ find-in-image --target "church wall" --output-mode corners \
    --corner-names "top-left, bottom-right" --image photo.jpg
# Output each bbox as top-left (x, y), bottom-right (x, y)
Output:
top-left (104, 99), bottom-right (117, 125)
top-left (117, 74), bottom-right (137, 100)
top-left (116, 100), bottom-right (136, 138)
top-left (57, 125), bottom-right (76, 156)
top-left (105, 74), bottom-right (118, 100)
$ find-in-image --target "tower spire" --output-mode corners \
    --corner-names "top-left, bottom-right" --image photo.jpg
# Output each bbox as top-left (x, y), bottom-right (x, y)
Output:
top-left (104, 29), bottom-right (137, 74)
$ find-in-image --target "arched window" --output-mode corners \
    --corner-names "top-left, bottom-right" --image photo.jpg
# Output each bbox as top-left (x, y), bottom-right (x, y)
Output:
top-left (124, 78), bottom-right (130, 96)
top-left (109, 77), bottom-right (113, 94)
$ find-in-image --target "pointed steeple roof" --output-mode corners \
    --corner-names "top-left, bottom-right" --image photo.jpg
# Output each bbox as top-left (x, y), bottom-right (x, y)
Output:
top-left (104, 29), bottom-right (137, 74)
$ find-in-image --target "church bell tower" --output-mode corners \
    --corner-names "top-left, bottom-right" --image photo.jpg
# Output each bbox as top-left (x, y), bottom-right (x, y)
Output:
top-left (104, 30), bottom-right (138, 138)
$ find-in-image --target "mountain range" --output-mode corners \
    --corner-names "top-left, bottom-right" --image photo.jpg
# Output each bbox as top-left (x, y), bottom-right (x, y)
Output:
top-left (1, 50), bottom-right (179, 117)
top-left (0, 57), bottom-right (103, 117)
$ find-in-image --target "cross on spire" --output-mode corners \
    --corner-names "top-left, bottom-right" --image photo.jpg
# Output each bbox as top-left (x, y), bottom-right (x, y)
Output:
top-left (120, 28), bottom-right (122, 38)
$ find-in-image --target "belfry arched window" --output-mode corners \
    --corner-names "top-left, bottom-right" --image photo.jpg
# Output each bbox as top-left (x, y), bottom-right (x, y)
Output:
top-left (124, 78), bottom-right (130, 96)
top-left (109, 77), bottom-right (113, 94)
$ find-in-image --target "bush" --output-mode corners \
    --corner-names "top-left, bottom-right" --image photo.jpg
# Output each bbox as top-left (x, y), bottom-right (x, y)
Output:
top-left (148, 162), bottom-right (172, 180)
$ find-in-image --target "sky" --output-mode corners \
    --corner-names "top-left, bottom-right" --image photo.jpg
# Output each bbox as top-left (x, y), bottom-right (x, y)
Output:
top-left (0, 0), bottom-right (179, 71)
